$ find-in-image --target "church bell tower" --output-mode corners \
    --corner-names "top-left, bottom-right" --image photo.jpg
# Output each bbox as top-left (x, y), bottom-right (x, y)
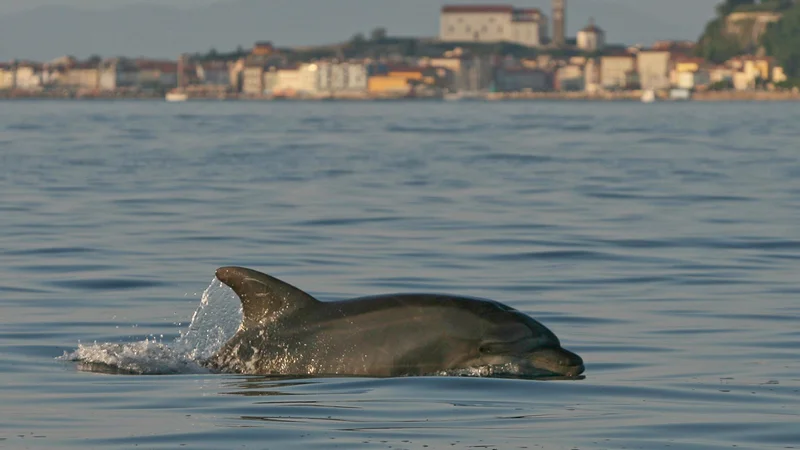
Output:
top-left (553, 0), bottom-right (566, 47)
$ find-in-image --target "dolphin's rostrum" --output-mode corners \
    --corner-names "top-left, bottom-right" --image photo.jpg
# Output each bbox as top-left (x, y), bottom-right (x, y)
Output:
top-left (206, 266), bottom-right (585, 378)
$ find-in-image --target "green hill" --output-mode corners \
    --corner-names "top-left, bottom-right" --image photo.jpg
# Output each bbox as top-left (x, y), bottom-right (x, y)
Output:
top-left (696, 0), bottom-right (796, 64)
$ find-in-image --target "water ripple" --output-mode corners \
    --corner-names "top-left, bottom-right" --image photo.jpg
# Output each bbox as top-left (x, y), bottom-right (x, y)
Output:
top-left (1, 100), bottom-right (798, 450)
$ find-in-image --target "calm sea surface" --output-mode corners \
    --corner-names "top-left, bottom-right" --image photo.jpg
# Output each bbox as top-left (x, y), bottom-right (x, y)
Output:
top-left (1, 100), bottom-right (798, 449)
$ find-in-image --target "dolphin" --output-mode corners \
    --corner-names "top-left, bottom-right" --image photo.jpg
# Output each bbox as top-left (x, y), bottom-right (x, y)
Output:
top-left (205, 266), bottom-right (585, 378)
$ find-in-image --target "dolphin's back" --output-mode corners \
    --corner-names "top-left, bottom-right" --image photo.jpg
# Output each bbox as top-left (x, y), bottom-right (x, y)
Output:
top-left (208, 267), bottom-right (579, 377)
top-left (210, 293), bottom-right (545, 376)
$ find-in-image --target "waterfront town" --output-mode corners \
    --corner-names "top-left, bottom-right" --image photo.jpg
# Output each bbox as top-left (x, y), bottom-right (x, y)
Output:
top-left (1, 1), bottom-right (799, 101)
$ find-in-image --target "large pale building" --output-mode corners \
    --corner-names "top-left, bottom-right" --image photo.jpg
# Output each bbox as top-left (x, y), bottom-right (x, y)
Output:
top-left (600, 54), bottom-right (636, 89)
top-left (439, 5), bottom-right (548, 47)
top-left (637, 50), bottom-right (671, 90)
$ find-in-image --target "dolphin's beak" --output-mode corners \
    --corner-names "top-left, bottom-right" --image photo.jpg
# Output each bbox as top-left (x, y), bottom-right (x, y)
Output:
top-left (529, 347), bottom-right (585, 377)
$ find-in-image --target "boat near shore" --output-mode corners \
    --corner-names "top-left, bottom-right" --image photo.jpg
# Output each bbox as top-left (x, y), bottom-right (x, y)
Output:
top-left (670, 88), bottom-right (692, 100)
top-left (165, 89), bottom-right (188, 102)
top-left (444, 90), bottom-right (484, 101)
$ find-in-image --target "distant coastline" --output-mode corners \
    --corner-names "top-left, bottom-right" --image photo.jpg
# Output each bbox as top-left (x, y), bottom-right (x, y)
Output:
top-left (2, 89), bottom-right (798, 102)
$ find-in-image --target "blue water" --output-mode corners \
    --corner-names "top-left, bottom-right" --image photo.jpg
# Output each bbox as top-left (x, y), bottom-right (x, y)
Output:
top-left (1, 100), bottom-right (798, 449)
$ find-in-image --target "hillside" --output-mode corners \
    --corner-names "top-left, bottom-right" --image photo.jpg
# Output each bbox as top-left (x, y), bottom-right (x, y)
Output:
top-left (696, 0), bottom-right (796, 63)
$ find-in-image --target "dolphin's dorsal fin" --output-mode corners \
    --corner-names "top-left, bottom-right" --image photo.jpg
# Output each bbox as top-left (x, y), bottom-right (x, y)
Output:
top-left (215, 266), bottom-right (320, 330)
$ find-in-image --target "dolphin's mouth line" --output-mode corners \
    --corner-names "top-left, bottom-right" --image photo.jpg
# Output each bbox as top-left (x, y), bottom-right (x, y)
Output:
top-left (534, 364), bottom-right (585, 378)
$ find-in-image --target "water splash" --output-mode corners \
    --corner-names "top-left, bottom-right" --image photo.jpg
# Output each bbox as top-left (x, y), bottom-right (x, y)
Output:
top-left (173, 279), bottom-right (243, 360)
top-left (58, 278), bottom-right (243, 375)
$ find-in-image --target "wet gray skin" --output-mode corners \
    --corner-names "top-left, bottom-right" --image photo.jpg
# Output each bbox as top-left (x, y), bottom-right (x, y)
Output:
top-left (206, 266), bottom-right (585, 378)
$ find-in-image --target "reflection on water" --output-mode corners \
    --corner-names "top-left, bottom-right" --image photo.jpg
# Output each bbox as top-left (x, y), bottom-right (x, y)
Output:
top-left (1, 100), bottom-right (798, 449)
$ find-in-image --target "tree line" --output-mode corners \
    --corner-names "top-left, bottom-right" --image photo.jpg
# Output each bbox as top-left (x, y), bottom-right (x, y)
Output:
top-left (696, 0), bottom-right (800, 79)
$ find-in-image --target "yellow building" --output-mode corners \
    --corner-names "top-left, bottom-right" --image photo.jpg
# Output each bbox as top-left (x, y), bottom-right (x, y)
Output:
top-left (745, 58), bottom-right (771, 81)
top-left (387, 69), bottom-right (424, 81)
top-left (368, 75), bottom-right (411, 95)
top-left (368, 65), bottom-right (437, 96)
top-left (773, 66), bottom-right (788, 84)
top-left (727, 56), bottom-right (772, 81)
top-left (0, 65), bottom-right (14, 89)
top-left (673, 57), bottom-right (705, 73)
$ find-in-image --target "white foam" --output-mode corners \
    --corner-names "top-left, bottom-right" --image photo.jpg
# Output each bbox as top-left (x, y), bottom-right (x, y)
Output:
top-left (59, 278), bottom-right (243, 375)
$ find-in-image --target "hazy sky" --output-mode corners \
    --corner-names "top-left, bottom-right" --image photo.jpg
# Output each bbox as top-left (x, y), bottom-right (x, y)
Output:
top-left (0, 0), bottom-right (214, 14)
top-left (0, 0), bottom-right (721, 19)
top-left (0, 0), bottom-right (724, 60)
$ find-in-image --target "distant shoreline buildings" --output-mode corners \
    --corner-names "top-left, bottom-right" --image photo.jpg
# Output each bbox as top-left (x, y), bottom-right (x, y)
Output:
top-left (0, 3), bottom-right (797, 101)
top-left (438, 1), bottom-right (573, 49)
top-left (439, 4), bottom-right (549, 48)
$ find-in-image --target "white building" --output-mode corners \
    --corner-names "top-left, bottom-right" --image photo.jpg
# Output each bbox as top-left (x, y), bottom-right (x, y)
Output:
top-left (99, 59), bottom-right (139, 91)
top-left (196, 62), bottom-right (231, 86)
top-left (637, 50), bottom-right (671, 90)
top-left (576, 18), bottom-right (605, 52)
top-left (440, 5), bottom-right (548, 47)
top-left (317, 61), bottom-right (369, 94)
top-left (14, 65), bottom-right (43, 90)
top-left (584, 58), bottom-right (600, 93)
top-left (267, 63), bottom-right (320, 95)
top-left (346, 63), bottom-right (368, 91)
top-left (677, 71), bottom-right (710, 90)
top-left (600, 55), bottom-right (636, 89)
